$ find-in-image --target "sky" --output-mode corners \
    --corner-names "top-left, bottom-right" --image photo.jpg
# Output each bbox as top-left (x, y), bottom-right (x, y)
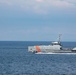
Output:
top-left (0, 0), bottom-right (76, 41)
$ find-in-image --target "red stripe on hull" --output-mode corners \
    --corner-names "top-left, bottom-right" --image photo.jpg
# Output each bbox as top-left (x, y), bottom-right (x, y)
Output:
top-left (36, 46), bottom-right (41, 52)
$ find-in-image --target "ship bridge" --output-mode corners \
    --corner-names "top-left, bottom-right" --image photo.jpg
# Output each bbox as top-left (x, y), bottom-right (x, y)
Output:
top-left (51, 42), bottom-right (61, 46)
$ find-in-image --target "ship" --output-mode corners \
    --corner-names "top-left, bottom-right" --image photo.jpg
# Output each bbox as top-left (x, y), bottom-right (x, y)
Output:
top-left (28, 34), bottom-right (76, 54)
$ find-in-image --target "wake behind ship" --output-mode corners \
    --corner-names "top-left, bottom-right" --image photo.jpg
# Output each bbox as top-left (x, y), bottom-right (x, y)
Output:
top-left (28, 35), bottom-right (76, 54)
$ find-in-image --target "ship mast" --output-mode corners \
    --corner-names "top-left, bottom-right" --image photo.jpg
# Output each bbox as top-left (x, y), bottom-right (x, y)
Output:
top-left (58, 34), bottom-right (62, 44)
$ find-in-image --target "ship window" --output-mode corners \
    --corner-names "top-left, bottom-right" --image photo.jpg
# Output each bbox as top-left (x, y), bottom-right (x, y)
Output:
top-left (60, 47), bottom-right (62, 50)
top-left (72, 50), bottom-right (76, 52)
top-left (52, 43), bottom-right (59, 45)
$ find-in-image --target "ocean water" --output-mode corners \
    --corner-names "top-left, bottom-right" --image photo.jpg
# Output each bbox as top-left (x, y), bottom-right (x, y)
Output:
top-left (0, 41), bottom-right (76, 75)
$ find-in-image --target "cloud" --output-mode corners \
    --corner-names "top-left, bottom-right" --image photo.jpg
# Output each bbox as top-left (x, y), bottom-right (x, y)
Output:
top-left (0, 0), bottom-right (76, 14)
top-left (0, 0), bottom-right (12, 6)
top-left (36, 0), bottom-right (43, 2)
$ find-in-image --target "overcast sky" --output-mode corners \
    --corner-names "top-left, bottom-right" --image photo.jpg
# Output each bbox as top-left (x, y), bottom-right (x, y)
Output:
top-left (0, 0), bottom-right (76, 41)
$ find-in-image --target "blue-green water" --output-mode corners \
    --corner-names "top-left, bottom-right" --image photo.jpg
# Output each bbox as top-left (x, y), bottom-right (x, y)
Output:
top-left (0, 41), bottom-right (76, 75)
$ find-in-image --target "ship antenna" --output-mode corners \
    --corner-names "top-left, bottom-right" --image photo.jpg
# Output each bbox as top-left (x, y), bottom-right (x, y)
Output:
top-left (58, 34), bottom-right (62, 43)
